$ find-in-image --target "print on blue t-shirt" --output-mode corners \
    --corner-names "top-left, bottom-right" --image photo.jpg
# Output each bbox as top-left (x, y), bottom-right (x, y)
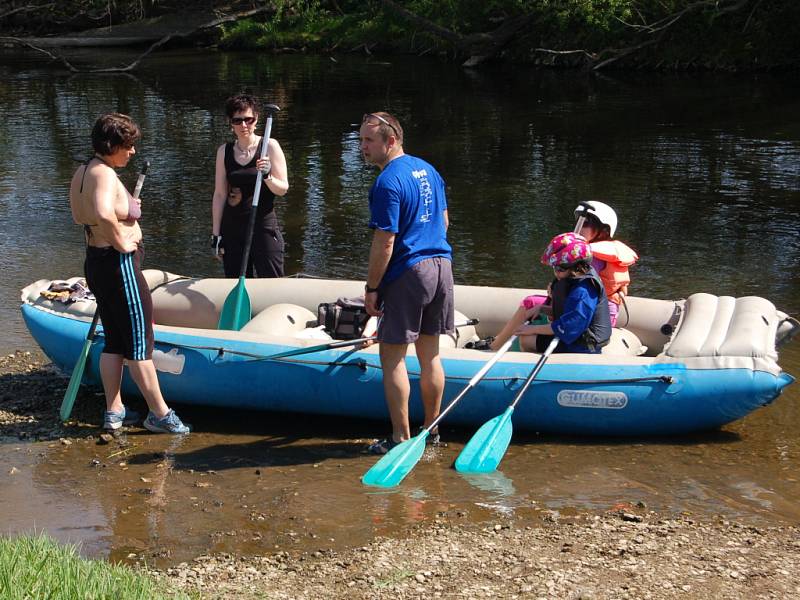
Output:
top-left (368, 155), bottom-right (452, 285)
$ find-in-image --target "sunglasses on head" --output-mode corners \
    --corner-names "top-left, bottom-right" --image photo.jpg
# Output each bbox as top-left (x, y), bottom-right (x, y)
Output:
top-left (362, 113), bottom-right (400, 138)
top-left (231, 116), bottom-right (256, 126)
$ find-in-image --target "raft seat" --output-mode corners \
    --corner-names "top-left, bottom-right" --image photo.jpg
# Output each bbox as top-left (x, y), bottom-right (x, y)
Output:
top-left (603, 328), bottom-right (647, 357)
top-left (232, 302), bottom-right (482, 351)
top-left (240, 304), bottom-right (319, 337)
top-left (664, 293), bottom-right (779, 359)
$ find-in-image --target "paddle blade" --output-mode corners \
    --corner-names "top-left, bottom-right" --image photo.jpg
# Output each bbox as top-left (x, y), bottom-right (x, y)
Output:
top-left (59, 336), bottom-right (93, 422)
top-left (454, 407), bottom-right (514, 474)
top-left (362, 432), bottom-right (429, 488)
top-left (218, 277), bottom-right (251, 330)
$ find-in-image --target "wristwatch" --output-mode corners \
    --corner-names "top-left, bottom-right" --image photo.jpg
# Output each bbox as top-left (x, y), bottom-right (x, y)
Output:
top-left (365, 284), bottom-right (380, 293)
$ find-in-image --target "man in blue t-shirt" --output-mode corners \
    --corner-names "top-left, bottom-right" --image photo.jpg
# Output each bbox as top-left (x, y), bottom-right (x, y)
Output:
top-left (360, 112), bottom-right (454, 455)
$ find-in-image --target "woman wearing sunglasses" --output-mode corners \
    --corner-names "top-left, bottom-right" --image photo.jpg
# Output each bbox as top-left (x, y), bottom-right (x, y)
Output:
top-left (210, 93), bottom-right (289, 278)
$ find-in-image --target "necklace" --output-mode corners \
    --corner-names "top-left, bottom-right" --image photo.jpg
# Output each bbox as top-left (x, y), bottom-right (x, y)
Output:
top-left (235, 138), bottom-right (259, 154)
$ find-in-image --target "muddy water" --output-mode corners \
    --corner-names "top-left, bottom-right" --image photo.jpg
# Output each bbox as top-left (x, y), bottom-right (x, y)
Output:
top-left (1, 50), bottom-right (799, 565)
top-left (2, 347), bottom-right (798, 568)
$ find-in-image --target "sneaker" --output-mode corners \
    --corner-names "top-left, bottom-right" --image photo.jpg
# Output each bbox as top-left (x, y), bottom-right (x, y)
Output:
top-left (103, 405), bottom-right (142, 430)
top-left (143, 409), bottom-right (191, 434)
top-left (418, 427), bottom-right (447, 448)
top-left (465, 337), bottom-right (494, 351)
top-left (367, 437), bottom-right (400, 455)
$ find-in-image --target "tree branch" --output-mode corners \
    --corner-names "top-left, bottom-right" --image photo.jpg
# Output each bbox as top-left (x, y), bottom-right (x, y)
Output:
top-left (2, 5), bottom-right (273, 73)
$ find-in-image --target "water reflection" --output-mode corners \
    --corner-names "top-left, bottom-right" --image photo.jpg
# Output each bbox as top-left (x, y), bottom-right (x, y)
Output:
top-left (1, 50), bottom-right (799, 563)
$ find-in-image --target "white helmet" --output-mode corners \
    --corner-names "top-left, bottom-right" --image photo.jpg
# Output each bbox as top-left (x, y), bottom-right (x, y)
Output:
top-left (574, 201), bottom-right (618, 237)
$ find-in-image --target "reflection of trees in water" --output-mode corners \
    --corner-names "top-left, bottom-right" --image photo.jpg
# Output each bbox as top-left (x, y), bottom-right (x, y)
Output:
top-left (1, 54), bottom-right (797, 310)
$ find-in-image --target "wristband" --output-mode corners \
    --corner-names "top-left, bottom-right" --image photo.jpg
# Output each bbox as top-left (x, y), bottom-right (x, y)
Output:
top-left (365, 284), bottom-right (380, 294)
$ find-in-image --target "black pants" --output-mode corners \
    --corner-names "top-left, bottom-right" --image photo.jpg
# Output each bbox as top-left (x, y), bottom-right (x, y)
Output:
top-left (222, 214), bottom-right (285, 278)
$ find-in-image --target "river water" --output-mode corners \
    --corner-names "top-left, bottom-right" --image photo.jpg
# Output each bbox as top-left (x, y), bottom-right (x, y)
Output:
top-left (1, 49), bottom-right (799, 565)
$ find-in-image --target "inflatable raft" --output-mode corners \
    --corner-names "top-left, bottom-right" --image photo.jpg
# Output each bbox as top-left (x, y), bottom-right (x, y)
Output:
top-left (20, 270), bottom-right (798, 436)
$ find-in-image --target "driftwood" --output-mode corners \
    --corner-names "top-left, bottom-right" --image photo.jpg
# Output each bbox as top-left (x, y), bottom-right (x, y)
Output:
top-left (0, 5), bottom-right (272, 73)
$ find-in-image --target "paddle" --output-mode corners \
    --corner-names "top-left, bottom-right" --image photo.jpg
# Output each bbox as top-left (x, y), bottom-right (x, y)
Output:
top-left (218, 104), bottom-right (281, 331)
top-left (263, 318), bottom-right (479, 361)
top-left (454, 336), bottom-right (559, 473)
top-left (361, 335), bottom-right (518, 488)
top-left (453, 212), bottom-right (587, 472)
top-left (59, 160), bottom-right (150, 422)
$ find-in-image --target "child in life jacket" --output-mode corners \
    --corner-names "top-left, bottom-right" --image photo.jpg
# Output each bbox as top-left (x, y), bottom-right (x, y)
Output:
top-left (574, 201), bottom-right (638, 327)
top-left (511, 232), bottom-right (612, 353)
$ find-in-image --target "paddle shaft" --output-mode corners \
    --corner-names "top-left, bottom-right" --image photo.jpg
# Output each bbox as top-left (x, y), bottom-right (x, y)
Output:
top-left (423, 334), bottom-right (518, 435)
top-left (132, 160), bottom-right (150, 198)
top-left (238, 107), bottom-right (278, 276)
top-left (264, 319), bottom-right (479, 361)
top-left (509, 336), bottom-right (559, 410)
top-left (59, 161), bottom-right (150, 421)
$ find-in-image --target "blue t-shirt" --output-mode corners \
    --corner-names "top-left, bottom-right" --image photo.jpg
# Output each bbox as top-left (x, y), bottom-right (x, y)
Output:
top-left (368, 155), bottom-right (452, 285)
top-left (550, 279), bottom-right (600, 353)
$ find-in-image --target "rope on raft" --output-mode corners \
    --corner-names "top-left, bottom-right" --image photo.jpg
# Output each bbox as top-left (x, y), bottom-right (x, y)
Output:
top-left (145, 338), bottom-right (675, 385)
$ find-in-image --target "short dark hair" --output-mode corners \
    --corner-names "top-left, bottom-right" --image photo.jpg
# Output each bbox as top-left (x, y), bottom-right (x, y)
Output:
top-left (91, 113), bottom-right (140, 156)
top-left (225, 93), bottom-right (259, 119)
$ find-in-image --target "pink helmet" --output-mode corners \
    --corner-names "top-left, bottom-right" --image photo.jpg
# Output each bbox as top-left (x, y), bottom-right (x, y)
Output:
top-left (540, 232), bottom-right (592, 268)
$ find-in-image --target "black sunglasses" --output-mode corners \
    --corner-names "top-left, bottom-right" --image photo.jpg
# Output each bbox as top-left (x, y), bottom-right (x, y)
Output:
top-left (362, 113), bottom-right (400, 138)
top-left (231, 116), bottom-right (256, 126)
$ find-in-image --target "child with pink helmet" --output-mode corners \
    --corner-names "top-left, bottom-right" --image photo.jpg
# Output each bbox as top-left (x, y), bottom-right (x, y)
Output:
top-left (485, 232), bottom-right (612, 354)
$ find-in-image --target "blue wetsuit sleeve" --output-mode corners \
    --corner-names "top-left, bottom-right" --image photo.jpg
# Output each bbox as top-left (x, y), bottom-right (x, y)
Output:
top-left (550, 281), bottom-right (599, 345)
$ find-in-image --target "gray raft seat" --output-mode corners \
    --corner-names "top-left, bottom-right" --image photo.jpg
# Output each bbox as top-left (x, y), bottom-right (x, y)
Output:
top-left (663, 293), bottom-right (779, 359)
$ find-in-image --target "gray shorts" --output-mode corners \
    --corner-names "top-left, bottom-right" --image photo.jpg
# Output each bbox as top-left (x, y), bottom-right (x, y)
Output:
top-left (378, 257), bottom-right (454, 344)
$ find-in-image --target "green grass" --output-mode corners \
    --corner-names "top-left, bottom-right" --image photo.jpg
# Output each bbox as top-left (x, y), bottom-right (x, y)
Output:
top-left (0, 533), bottom-right (191, 600)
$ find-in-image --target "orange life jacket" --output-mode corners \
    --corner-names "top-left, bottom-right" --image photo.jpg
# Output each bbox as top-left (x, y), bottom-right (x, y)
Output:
top-left (590, 240), bottom-right (638, 305)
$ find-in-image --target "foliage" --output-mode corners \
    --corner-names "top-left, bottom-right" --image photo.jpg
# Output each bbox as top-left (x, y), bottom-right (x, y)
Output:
top-left (213, 0), bottom-right (799, 69)
top-left (3, 0), bottom-right (798, 69)
top-left (0, 533), bottom-right (191, 600)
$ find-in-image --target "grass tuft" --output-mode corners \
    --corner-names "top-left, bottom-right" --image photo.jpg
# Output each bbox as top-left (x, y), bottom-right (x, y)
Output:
top-left (0, 532), bottom-right (191, 600)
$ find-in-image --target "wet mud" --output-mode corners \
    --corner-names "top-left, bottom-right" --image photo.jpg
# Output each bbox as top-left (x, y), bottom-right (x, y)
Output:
top-left (2, 349), bottom-right (799, 577)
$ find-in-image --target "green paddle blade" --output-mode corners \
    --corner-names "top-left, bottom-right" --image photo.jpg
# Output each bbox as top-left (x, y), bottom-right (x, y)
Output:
top-left (218, 276), bottom-right (251, 330)
top-left (59, 336), bottom-right (94, 422)
top-left (454, 406), bottom-right (515, 474)
top-left (362, 431), bottom-right (429, 488)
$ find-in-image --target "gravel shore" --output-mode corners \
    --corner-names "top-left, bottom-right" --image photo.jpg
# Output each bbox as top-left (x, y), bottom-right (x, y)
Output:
top-left (151, 512), bottom-right (800, 599)
top-left (3, 351), bottom-right (800, 599)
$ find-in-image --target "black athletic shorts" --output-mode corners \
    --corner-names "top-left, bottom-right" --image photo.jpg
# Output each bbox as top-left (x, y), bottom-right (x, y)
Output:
top-left (84, 244), bottom-right (154, 361)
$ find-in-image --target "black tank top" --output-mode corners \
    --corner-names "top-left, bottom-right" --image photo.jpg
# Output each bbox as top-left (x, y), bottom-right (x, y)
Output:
top-left (223, 141), bottom-right (275, 220)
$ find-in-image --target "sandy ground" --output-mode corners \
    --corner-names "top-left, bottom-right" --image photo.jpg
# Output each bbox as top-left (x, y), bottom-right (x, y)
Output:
top-left (2, 350), bottom-right (800, 599)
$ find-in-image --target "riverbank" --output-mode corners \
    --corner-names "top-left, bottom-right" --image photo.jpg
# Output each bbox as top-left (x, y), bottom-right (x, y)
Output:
top-left (2, 1), bottom-right (798, 71)
top-left (3, 350), bottom-right (800, 598)
top-left (148, 512), bottom-right (800, 599)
